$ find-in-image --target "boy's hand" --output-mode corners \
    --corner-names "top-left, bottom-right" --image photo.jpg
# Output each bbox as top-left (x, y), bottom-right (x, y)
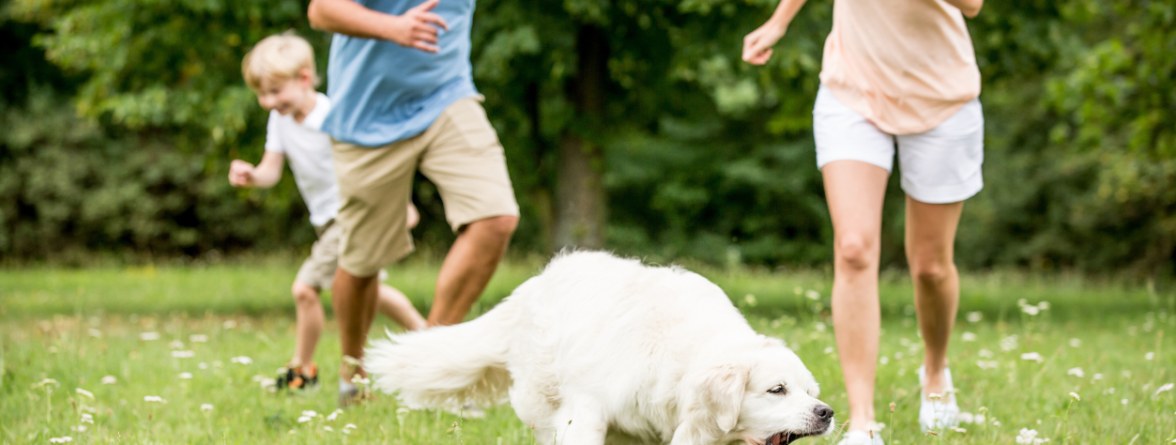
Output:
top-left (228, 160), bottom-right (256, 187)
top-left (743, 22), bottom-right (786, 65)
top-left (386, 0), bottom-right (450, 53)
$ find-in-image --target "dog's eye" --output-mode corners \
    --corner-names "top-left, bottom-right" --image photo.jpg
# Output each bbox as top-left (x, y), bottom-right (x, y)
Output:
top-left (768, 384), bottom-right (786, 395)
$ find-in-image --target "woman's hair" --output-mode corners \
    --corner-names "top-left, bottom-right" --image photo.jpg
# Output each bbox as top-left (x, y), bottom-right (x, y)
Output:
top-left (241, 32), bottom-right (320, 90)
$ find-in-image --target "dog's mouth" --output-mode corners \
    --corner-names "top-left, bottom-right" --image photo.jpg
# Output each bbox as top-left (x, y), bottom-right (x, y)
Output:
top-left (766, 431), bottom-right (816, 445)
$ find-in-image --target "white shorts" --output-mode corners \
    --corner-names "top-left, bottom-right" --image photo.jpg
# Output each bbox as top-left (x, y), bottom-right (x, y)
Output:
top-left (813, 85), bottom-right (985, 204)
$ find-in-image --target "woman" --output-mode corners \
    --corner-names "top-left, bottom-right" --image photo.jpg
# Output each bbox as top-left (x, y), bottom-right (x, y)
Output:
top-left (742, 0), bottom-right (984, 443)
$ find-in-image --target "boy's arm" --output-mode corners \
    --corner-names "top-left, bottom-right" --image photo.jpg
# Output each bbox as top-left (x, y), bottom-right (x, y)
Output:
top-left (308, 0), bottom-right (450, 53)
top-left (228, 152), bottom-right (285, 189)
top-left (944, 0), bottom-right (982, 18)
top-left (742, 0), bottom-right (810, 65)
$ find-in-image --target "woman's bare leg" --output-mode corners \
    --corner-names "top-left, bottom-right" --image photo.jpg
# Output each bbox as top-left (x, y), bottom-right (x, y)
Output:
top-left (904, 196), bottom-right (964, 399)
top-left (823, 160), bottom-right (891, 433)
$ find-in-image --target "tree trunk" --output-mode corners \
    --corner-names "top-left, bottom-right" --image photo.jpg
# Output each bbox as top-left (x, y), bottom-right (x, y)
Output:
top-left (554, 25), bottom-right (608, 250)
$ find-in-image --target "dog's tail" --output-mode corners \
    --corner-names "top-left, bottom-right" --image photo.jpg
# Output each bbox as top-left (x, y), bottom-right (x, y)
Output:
top-left (365, 297), bottom-right (518, 411)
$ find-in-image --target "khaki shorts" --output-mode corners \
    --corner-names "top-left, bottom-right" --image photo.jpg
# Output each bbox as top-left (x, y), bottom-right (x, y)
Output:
top-left (294, 220), bottom-right (342, 291)
top-left (333, 97), bottom-right (520, 277)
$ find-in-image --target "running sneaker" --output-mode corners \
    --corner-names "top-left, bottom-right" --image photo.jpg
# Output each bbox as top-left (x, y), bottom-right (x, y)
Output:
top-left (918, 365), bottom-right (960, 432)
top-left (276, 364), bottom-right (318, 391)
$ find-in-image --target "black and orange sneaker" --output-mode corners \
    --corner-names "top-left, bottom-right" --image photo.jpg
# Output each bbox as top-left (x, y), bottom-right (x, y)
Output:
top-left (276, 364), bottom-right (318, 391)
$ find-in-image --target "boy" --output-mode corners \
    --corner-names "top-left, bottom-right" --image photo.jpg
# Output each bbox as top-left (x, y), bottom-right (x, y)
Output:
top-left (231, 33), bottom-right (428, 390)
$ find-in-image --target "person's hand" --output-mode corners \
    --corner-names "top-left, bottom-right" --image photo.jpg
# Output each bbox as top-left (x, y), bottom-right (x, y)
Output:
top-left (406, 203), bottom-right (420, 229)
top-left (228, 160), bottom-right (256, 187)
top-left (742, 21), bottom-right (786, 65)
top-left (385, 0), bottom-right (450, 53)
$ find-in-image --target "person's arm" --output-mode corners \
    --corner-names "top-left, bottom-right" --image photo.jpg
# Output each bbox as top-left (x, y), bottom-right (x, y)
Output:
top-left (742, 0), bottom-right (810, 65)
top-left (228, 151), bottom-right (285, 188)
top-left (307, 0), bottom-right (450, 53)
top-left (943, 0), bottom-right (982, 18)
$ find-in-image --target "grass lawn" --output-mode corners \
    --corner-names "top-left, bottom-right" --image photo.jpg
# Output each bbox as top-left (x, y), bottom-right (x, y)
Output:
top-left (1, 258), bottom-right (1174, 444)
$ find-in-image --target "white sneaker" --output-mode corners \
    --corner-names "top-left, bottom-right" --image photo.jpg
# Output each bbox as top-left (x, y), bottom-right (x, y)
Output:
top-left (918, 366), bottom-right (960, 432)
top-left (836, 430), bottom-right (884, 445)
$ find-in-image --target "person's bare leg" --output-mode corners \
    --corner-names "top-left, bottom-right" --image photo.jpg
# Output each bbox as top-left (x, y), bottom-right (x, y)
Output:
top-left (332, 268), bottom-right (380, 381)
top-left (376, 284), bottom-right (427, 331)
top-left (904, 196), bottom-right (964, 400)
top-left (823, 160), bottom-right (890, 433)
top-left (290, 281), bottom-right (324, 366)
top-left (428, 215), bottom-right (518, 326)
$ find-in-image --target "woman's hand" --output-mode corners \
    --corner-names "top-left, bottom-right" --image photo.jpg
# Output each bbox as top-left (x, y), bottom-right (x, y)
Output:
top-left (742, 21), bottom-right (786, 65)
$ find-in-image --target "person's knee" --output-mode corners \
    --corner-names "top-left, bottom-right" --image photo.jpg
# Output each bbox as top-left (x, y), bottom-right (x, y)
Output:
top-left (291, 282), bottom-right (321, 306)
top-left (910, 259), bottom-right (953, 285)
top-left (834, 234), bottom-right (876, 273)
top-left (474, 215), bottom-right (518, 241)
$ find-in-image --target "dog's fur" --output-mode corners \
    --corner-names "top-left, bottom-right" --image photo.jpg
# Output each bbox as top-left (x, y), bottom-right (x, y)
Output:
top-left (367, 251), bottom-right (834, 445)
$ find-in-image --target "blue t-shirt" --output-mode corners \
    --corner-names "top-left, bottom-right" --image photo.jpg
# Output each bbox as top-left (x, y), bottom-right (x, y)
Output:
top-left (322, 0), bottom-right (479, 147)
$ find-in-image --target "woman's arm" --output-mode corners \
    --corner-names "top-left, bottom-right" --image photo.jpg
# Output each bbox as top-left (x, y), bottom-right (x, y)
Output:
top-left (742, 0), bottom-right (810, 65)
top-left (228, 152), bottom-right (285, 189)
top-left (944, 0), bottom-right (982, 18)
top-left (308, 0), bottom-right (449, 53)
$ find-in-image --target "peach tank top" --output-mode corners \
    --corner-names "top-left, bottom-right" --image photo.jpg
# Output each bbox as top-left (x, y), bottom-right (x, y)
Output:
top-left (819, 0), bottom-right (981, 135)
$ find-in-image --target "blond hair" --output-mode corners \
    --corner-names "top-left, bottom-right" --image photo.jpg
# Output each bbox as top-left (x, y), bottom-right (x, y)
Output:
top-left (242, 33), bottom-right (320, 90)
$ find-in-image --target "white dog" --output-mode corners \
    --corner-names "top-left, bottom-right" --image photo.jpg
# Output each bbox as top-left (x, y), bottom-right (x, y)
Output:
top-left (367, 251), bottom-right (834, 445)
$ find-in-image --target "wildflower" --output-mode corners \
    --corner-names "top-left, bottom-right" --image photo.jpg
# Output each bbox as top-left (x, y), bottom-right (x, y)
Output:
top-left (172, 350), bottom-right (195, 358)
top-left (962, 332), bottom-right (977, 342)
top-left (1155, 383), bottom-right (1174, 396)
top-left (1000, 335), bottom-right (1019, 351)
top-left (34, 378), bottom-right (59, 388)
top-left (824, 347), bottom-right (834, 355)
top-left (70, 426), bottom-right (87, 432)
top-left (298, 416), bottom-right (313, 423)
top-left (974, 414), bottom-right (986, 424)
top-left (190, 334), bottom-right (208, 343)
top-left (928, 393), bottom-right (943, 401)
top-left (743, 294), bottom-right (757, 307)
top-left (966, 312), bottom-right (982, 323)
top-left (143, 396), bottom-right (166, 403)
top-left (48, 437), bottom-right (72, 443)
top-left (140, 332), bottom-right (160, 341)
top-left (977, 360), bottom-right (1000, 370)
top-left (75, 388), bottom-right (94, 399)
top-left (302, 410), bottom-right (319, 418)
top-left (1145, 352), bottom-right (1155, 361)
top-left (327, 410), bottom-right (342, 421)
top-left (1092, 374), bottom-right (1104, 381)
top-left (198, 362), bottom-right (208, 369)
top-left (178, 372), bottom-right (193, 379)
top-left (1037, 302), bottom-right (1050, 311)
top-left (879, 356), bottom-right (889, 365)
top-left (1121, 399), bottom-right (1129, 405)
top-left (88, 329), bottom-right (102, 338)
top-left (323, 426), bottom-right (334, 432)
top-left (344, 423), bottom-right (357, 430)
top-left (101, 376), bottom-right (116, 385)
top-left (260, 378), bottom-right (276, 389)
top-left (168, 340), bottom-right (184, 349)
top-left (1016, 428), bottom-right (1049, 445)
top-left (951, 427), bottom-right (967, 433)
top-left (351, 375), bottom-right (371, 386)
top-left (201, 404), bottom-right (214, 411)
top-left (1021, 352), bottom-right (1044, 363)
top-left (814, 322), bottom-right (826, 332)
top-left (230, 356), bottom-right (252, 365)
top-left (1067, 368), bottom-right (1084, 378)
top-left (80, 414), bottom-right (93, 424)
top-left (959, 412), bottom-right (974, 424)
top-left (979, 349), bottom-right (994, 358)
top-left (1022, 305), bottom-right (1040, 316)
top-left (1068, 338), bottom-right (1081, 347)
top-left (1069, 392), bottom-right (1081, 401)
top-left (805, 289), bottom-right (820, 301)
top-left (993, 420), bottom-right (1001, 426)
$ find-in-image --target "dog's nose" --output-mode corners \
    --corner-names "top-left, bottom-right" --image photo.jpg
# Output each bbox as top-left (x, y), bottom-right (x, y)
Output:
top-left (813, 405), bottom-right (834, 420)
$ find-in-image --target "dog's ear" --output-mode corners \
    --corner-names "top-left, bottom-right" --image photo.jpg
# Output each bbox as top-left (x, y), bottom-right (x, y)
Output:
top-left (699, 364), bottom-right (749, 434)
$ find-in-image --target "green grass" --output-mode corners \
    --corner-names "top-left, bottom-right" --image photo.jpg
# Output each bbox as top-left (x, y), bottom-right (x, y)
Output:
top-left (2, 260), bottom-right (1175, 444)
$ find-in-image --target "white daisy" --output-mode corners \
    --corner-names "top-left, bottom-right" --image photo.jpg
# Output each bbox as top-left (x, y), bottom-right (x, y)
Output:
top-left (178, 372), bottom-right (193, 379)
top-left (962, 332), bottom-right (977, 342)
top-left (140, 332), bottom-right (160, 341)
top-left (100, 376), bottom-right (117, 385)
top-left (75, 388), bottom-right (94, 399)
top-left (966, 312), bottom-right (983, 323)
top-left (201, 404), bottom-right (214, 411)
top-left (143, 396), bottom-right (166, 403)
top-left (1067, 367), bottom-right (1084, 378)
top-left (1021, 352), bottom-right (1044, 363)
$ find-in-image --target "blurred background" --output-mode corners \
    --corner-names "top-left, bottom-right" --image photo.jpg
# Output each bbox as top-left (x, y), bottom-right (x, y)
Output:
top-left (1, 0), bottom-right (1173, 277)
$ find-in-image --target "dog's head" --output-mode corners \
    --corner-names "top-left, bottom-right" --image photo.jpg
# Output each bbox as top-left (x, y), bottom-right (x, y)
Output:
top-left (689, 336), bottom-right (833, 445)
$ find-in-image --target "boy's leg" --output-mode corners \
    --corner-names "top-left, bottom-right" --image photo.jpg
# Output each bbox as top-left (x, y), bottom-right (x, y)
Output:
top-left (290, 281), bottom-right (325, 366)
top-left (904, 196), bottom-right (964, 398)
top-left (376, 284), bottom-right (427, 331)
top-left (417, 98), bottom-right (520, 327)
top-left (823, 160), bottom-right (890, 433)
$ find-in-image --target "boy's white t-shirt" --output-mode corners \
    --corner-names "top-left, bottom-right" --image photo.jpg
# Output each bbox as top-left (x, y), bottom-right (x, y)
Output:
top-left (264, 92), bottom-right (340, 227)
